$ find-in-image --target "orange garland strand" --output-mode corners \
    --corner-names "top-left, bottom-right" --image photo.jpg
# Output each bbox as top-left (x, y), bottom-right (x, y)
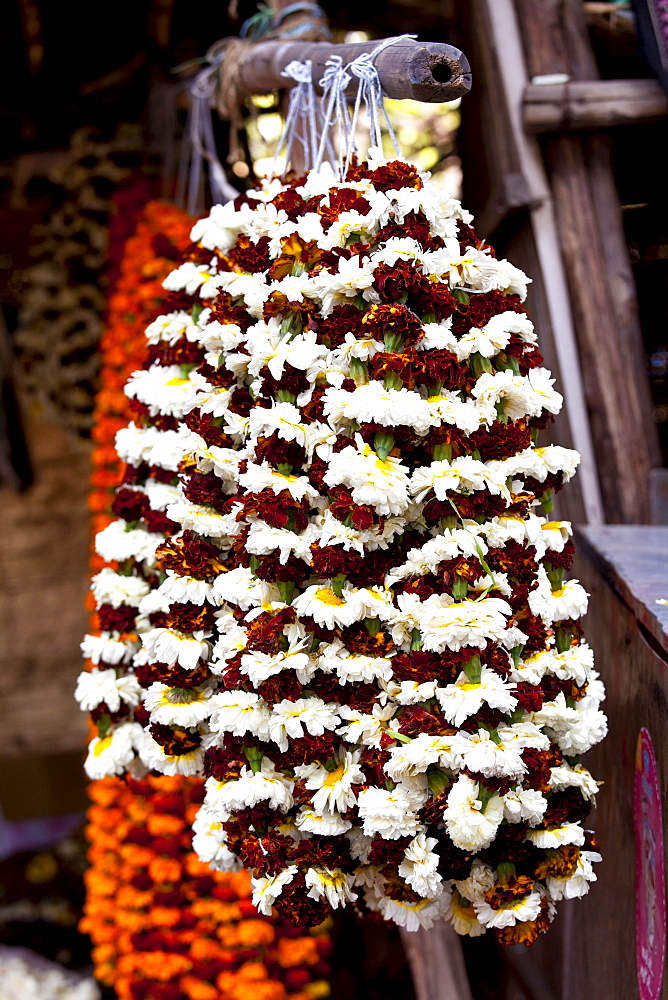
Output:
top-left (82, 200), bottom-right (331, 999)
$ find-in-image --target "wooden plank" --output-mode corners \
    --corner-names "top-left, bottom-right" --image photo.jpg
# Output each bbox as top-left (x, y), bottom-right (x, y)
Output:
top-left (576, 524), bottom-right (668, 653)
top-left (400, 926), bottom-right (473, 1000)
top-left (466, 0), bottom-right (602, 525)
top-left (524, 78), bottom-right (668, 133)
top-left (513, 0), bottom-right (661, 523)
top-left (561, 534), bottom-right (668, 1000)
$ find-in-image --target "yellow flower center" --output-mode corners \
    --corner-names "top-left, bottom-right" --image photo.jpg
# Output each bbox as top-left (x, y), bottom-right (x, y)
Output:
top-left (323, 762), bottom-right (347, 787)
top-left (165, 377), bottom-right (190, 386)
top-left (315, 588), bottom-right (345, 606)
top-left (93, 736), bottom-right (113, 757)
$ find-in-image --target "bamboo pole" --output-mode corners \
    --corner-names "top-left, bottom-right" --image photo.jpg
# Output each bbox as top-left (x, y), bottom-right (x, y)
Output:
top-left (524, 78), bottom-right (668, 133)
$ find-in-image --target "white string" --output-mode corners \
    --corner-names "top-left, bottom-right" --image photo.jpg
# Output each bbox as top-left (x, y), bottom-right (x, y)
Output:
top-left (271, 59), bottom-right (319, 177)
top-left (314, 56), bottom-right (352, 179)
top-left (343, 35), bottom-right (414, 177)
top-left (177, 55), bottom-right (240, 215)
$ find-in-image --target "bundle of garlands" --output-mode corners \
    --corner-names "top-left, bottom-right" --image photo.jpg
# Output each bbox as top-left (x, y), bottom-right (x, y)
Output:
top-left (81, 201), bottom-right (330, 998)
top-left (77, 154), bottom-right (606, 945)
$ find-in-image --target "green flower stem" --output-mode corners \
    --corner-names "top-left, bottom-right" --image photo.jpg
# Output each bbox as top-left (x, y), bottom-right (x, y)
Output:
top-left (463, 654), bottom-right (482, 684)
top-left (350, 358), bottom-right (369, 386)
top-left (243, 747), bottom-right (264, 774)
top-left (277, 580), bottom-right (295, 604)
top-left (427, 765), bottom-right (452, 795)
top-left (410, 628), bottom-right (423, 651)
top-left (331, 574), bottom-right (346, 599)
top-left (433, 444), bottom-right (452, 462)
top-left (374, 432), bottom-right (396, 462)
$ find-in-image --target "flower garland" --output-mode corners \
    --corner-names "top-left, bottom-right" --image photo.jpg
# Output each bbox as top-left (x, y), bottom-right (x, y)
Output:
top-left (78, 155), bottom-right (606, 945)
top-left (81, 776), bottom-right (331, 1000)
top-left (88, 199), bottom-right (194, 565)
top-left (82, 200), bottom-right (330, 998)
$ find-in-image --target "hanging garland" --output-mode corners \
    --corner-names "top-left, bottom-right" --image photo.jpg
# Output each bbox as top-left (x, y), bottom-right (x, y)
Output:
top-left (88, 199), bottom-right (195, 562)
top-left (77, 154), bottom-right (606, 945)
top-left (81, 200), bottom-right (331, 998)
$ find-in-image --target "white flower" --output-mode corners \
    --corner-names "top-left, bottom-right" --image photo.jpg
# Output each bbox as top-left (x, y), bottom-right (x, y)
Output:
top-left (210, 760), bottom-right (294, 812)
top-left (546, 849), bottom-right (601, 900)
top-left (94, 521), bottom-right (163, 566)
top-left (310, 255), bottom-right (376, 315)
top-left (475, 887), bottom-right (543, 929)
top-left (125, 365), bottom-right (204, 418)
top-left (192, 808), bottom-right (241, 871)
top-left (137, 730), bottom-right (205, 776)
top-left (191, 202), bottom-right (249, 252)
top-left (337, 703), bottom-right (396, 746)
top-left (367, 886), bottom-right (450, 932)
top-left (296, 806), bottom-right (352, 836)
top-left (454, 729), bottom-right (527, 780)
top-left (295, 750), bottom-right (366, 813)
top-left (80, 633), bottom-right (136, 666)
top-left (443, 774), bottom-right (504, 851)
top-left (422, 462), bottom-right (511, 510)
top-left (384, 679), bottom-right (438, 705)
top-left (385, 733), bottom-right (463, 781)
top-left (211, 567), bottom-right (279, 610)
top-left (292, 586), bottom-right (359, 629)
top-left (419, 599), bottom-right (513, 654)
top-left (398, 834), bottom-right (443, 898)
top-left (525, 823), bottom-right (585, 849)
top-left (240, 644), bottom-right (314, 686)
top-left (143, 683), bottom-right (213, 727)
top-left (554, 701), bottom-right (608, 756)
top-left (91, 569), bottom-right (150, 609)
top-left (239, 462), bottom-right (318, 502)
top-left (426, 392), bottom-right (481, 434)
top-left (141, 628), bottom-right (210, 671)
top-left (324, 438), bottom-right (411, 516)
top-left (531, 445), bottom-right (580, 484)
top-left (356, 786), bottom-right (422, 840)
top-left (323, 382), bottom-right (432, 435)
top-left (444, 887), bottom-right (486, 937)
top-left (84, 722), bottom-right (142, 779)
top-left (454, 859), bottom-right (497, 902)
top-left (268, 698), bottom-right (340, 752)
top-left (163, 260), bottom-right (220, 297)
top-left (548, 580), bottom-right (589, 622)
top-left (472, 371), bottom-right (537, 423)
top-left (503, 787), bottom-right (548, 826)
top-left (251, 866), bottom-right (298, 915)
top-left (207, 691), bottom-right (271, 739)
top-left (549, 764), bottom-right (599, 801)
top-left (305, 868), bottom-right (357, 908)
top-left (75, 668), bottom-right (142, 713)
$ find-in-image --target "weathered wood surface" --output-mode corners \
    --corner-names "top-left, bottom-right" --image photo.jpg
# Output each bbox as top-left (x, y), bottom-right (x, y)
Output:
top-left (455, 0), bottom-right (599, 526)
top-left (400, 925), bottom-right (473, 1000)
top-left (577, 524), bottom-right (668, 652)
top-left (513, 0), bottom-right (660, 524)
top-left (524, 78), bottom-right (668, 133)
top-left (0, 416), bottom-right (90, 759)
top-left (562, 527), bottom-right (668, 1000)
top-left (233, 37), bottom-right (472, 103)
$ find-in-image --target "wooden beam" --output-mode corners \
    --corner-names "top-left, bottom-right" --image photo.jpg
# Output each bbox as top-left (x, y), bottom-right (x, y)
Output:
top-left (513, 0), bottom-right (660, 524)
top-left (233, 37), bottom-right (472, 102)
top-left (524, 78), bottom-right (668, 133)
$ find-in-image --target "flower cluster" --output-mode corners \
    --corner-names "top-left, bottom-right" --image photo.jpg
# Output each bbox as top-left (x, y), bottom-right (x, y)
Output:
top-left (81, 777), bottom-right (331, 1000)
top-left (79, 156), bottom-right (605, 943)
top-left (88, 199), bottom-right (194, 563)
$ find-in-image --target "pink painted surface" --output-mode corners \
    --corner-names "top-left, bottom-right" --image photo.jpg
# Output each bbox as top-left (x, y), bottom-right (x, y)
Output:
top-left (635, 728), bottom-right (667, 1000)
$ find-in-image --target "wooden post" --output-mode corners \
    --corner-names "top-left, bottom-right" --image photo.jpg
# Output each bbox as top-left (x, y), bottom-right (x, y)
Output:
top-left (513, 0), bottom-right (661, 524)
top-left (523, 78), bottom-right (668, 133)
